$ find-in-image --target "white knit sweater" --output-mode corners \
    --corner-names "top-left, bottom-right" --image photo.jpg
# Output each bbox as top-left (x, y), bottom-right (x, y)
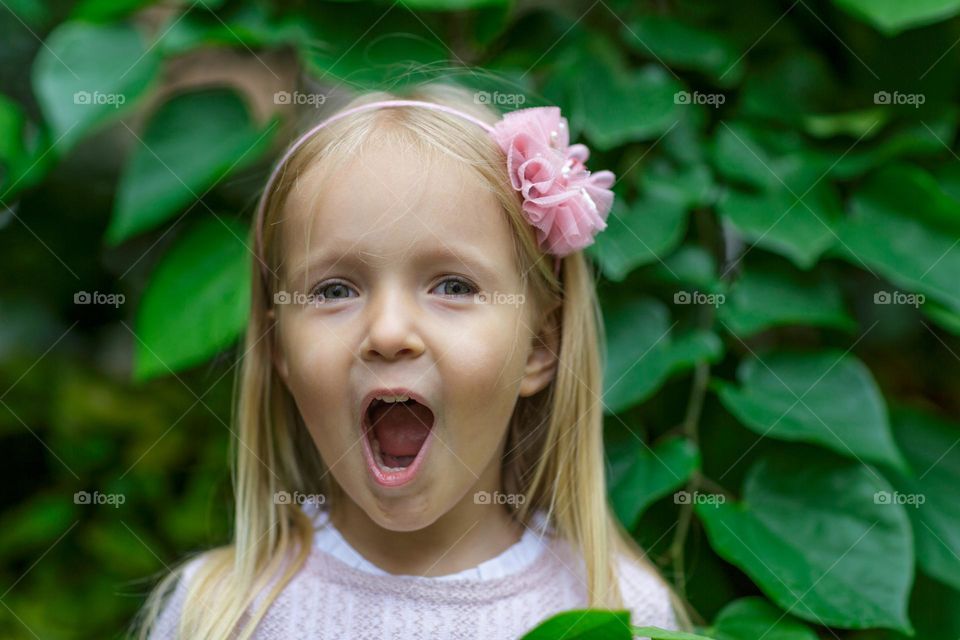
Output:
top-left (149, 510), bottom-right (678, 639)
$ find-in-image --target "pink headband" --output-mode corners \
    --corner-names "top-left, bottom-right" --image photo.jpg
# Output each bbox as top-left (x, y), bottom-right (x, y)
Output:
top-left (253, 98), bottom-right (616, 298)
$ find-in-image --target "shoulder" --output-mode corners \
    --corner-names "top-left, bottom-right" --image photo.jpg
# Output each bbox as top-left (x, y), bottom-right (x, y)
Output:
top-left (614, 553), bottom-right (679, 632)
top-left (147, 553), bottom-right (214, 640)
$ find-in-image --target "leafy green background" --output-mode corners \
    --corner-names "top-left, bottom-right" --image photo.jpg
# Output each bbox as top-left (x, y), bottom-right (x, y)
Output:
top-left (2, 0), bottom-right (960, 638)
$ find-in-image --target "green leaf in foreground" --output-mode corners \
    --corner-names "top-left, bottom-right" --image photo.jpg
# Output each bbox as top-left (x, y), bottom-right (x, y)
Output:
top-left (707, 597), bottom-right (818, 640)
top-left (108, 88), bottom-right (277, 245)
top-left (833, 0), bottom-right (960, 35)
top-left (885, 404), bottom-right (960, 591)
top-left (713, 349), bottom-right (907, 470)
top-left (522, 609), bottom-right (631, 639)
top-left (134, 217), bottom-right (251, 380)
top-left (31, 21), bottom-right (159, 152)
top-left (697, 455), bottom-right (914, 632)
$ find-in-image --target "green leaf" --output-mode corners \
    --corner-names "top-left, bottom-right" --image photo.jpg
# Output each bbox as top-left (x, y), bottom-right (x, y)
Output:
top-left (833, 164), bottom-right (960, 314)
top-left (828, 113), bottom-right (958, 179)
top-left (632, 628), bottom-right (719, 640)
top-left (554, 38), bottom-right (684, 150)
top-left (70, 0), bottom-right (158, 22)
top-left (717, 261), bottom-right (856, 336)
top-left (697, 455), bottom-right (914, 632)
top-left (607, 437), bottom-right (700, 530)
top-left (134, 217), bottom-right (251, 380)
top-left (107, 88), bottom-right (276, 245)
top-left (642, 160), bottom-right (716, 209)
top-left (0, 94), bottom-right (49, 198)
top-left (590, 193), bottom-right (689, 281)
top-left (717, 183), bottom-right (841, 270)
top-left (739, 52), bottom-right (838, 126)
top-left (31, 21), bottom-right (160, 152)
top-left (622, 16), bottom-right (743, 84)
top-left (394, 0), bottom-right (508, 8)
top-left (157, 3), bottom-right (311, 55)
top-left (885, 404), bottom-right (960, 591)
top-left (646, 245), bottom-right (723, 295)
top-left (833, 0), bottom-right (960, 35)
top-left (579, 63), bottom-right (684, 151)
top-left (602, 295), bottom-right (723, 414)
top-left (301, 9), bottom-right (452, 90)
top-left (522, 609), bottom-right (631, 639)
top-left (708, 597), bottom-right (819, 640)
top-left (714, 349), bottom-right (907, 470)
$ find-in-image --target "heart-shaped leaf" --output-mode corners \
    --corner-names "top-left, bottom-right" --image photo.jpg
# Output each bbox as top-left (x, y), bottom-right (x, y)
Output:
top-left (134, 217), bottom-right (251, 380)
top-left (697, 454), bottom-right (914, 632)
top-left (714, 349), bottom-right (907, 470)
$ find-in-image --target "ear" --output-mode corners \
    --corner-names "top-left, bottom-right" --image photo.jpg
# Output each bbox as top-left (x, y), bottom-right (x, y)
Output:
top-left (266, 307), bottom-right (290, 382)
top-left (519, 302), bottom-right (561, 398)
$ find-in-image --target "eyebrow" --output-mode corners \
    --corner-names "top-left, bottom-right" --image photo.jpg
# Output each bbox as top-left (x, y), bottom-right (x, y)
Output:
top-left (287, 244), bottom-right (503, 284)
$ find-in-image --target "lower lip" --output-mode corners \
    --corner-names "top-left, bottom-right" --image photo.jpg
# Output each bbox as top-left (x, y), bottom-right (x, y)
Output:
top-left (360, 418), bottom-right (434, 488)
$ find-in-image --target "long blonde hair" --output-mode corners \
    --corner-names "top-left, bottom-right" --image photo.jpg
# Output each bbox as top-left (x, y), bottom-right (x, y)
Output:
top-left (133, 82), bottom-right (691, 639)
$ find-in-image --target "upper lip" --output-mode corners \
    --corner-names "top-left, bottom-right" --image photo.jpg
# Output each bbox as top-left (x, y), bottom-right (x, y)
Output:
top-left (360, 387), bottom-right (435, 431)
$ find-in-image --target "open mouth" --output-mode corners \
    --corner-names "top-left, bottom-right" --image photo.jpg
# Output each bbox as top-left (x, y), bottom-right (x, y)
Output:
top-left (360, 392), bottom-right (435, 485)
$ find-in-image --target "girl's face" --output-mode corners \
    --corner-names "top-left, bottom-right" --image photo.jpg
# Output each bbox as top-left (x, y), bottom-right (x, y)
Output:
top-left (271, 136), bottom-right (558, 532)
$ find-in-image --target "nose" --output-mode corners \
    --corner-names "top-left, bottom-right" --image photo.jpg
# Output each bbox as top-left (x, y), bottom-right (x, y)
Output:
top-left (359, 284), bottom-right (426, 362)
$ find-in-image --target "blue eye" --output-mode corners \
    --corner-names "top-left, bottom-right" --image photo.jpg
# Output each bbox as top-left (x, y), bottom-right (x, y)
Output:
top-left (307, 277), bottom-right (478, 304)
top-left (432, 277), bottom-right (478, 297)
top-left (311, 281), bottom-right (356, 302)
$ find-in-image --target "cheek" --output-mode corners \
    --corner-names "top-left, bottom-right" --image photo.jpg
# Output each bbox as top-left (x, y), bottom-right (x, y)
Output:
top-left (439, 311), bottom-right (530, 436)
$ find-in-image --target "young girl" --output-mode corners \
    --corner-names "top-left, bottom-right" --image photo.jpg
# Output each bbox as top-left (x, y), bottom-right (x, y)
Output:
top-left (135, 83), bottom-right (690, 639)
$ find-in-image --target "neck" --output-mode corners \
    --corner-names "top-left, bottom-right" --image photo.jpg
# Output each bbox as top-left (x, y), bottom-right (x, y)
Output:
top-left (328, 476), bottom-right (524, 577)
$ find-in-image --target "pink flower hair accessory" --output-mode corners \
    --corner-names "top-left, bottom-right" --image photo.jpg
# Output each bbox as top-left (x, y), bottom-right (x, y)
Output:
top-left (490, 106), bottom-right (615, 259)
top-left (254, 99), bottom-right (615, 293)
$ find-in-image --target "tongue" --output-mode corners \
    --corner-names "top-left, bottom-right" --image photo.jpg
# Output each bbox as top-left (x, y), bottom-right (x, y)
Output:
top-left (371, 401), bottom-right (432, 461)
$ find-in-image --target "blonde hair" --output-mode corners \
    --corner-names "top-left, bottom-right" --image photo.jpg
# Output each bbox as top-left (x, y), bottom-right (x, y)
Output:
top-left (133, 83), bottom-right (692, 639)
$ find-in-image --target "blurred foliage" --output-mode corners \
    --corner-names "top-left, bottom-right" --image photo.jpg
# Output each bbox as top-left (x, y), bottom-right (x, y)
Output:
top-left (3, 0), bottom-right (960, 638)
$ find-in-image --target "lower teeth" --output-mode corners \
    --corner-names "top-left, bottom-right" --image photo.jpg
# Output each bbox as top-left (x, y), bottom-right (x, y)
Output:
top-left (372, 437), bottom-right (415, 471)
